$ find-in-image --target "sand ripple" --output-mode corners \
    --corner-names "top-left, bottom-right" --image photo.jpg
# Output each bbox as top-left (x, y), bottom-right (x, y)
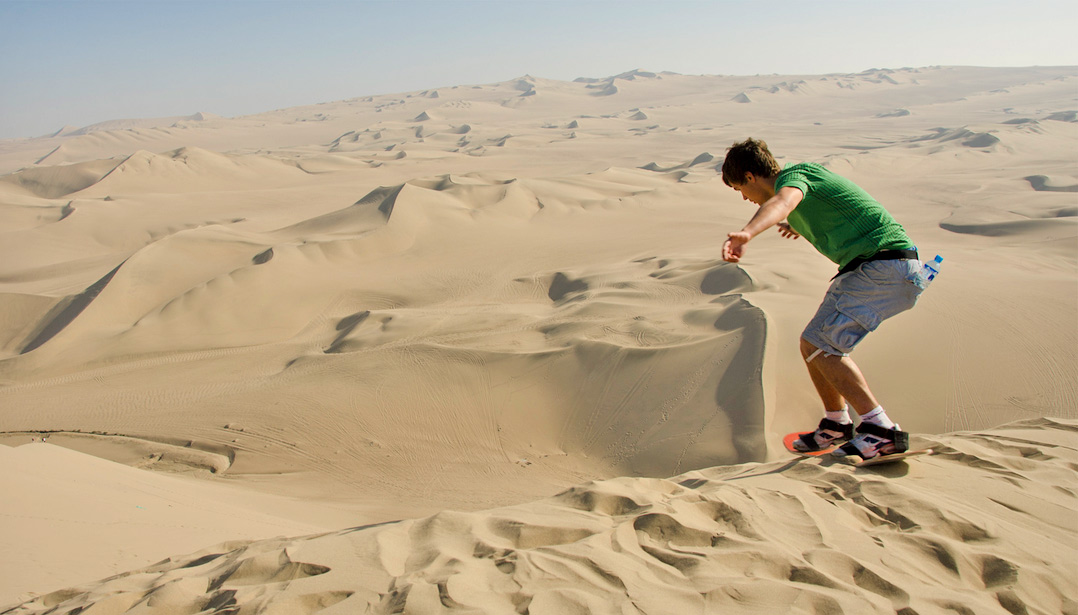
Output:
top-left (7, 419), bottom-right (1075, 615)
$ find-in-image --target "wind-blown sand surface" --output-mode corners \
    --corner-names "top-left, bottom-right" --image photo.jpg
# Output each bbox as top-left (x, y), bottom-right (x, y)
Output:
top-left (1, 67), bottom-right (1076, 612)
top-left (5, 419), bottom-right (1078, 615)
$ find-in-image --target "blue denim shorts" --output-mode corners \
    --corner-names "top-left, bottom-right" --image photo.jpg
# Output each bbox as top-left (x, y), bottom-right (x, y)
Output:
top-left (802, 258), bottom-right (924, 357)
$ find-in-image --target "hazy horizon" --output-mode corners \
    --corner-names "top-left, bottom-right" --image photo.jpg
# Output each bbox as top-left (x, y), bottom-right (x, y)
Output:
top-left (2, 0), bottom-right (1076, 140)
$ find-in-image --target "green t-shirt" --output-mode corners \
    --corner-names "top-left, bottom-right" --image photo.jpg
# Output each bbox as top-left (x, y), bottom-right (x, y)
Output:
top-left (777, 163), bottom-right (914, 268)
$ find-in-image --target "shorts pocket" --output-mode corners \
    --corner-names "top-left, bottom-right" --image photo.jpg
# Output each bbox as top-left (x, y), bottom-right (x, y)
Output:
top-left (835, 293), bottom-right (883, 332)
top-left (905, 259), bottom-right (927, 289)
top-left (819, 310), bottom-right (871, 354)
top-left (859, 260), bottom-right (897, 284)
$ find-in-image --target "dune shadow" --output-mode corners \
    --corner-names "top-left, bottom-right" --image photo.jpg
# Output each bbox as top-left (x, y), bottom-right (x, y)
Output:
top-left (20, 261), bottom-right (125, 354)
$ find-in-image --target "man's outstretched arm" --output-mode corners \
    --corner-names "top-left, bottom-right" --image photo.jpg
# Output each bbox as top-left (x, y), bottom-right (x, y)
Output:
top-left (722, 186), bottom-right (804, 262)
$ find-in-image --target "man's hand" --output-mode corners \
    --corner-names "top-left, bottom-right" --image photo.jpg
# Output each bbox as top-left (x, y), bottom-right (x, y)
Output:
top-left (722, 231), bottom-right (752, 262)
top-left (777, 222), bottom-right (800, 239)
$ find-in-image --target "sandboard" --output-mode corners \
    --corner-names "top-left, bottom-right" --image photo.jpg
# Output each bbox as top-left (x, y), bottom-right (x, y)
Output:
top-left (782, 431), bottom-right (835, 456)
top-left (849, 448), bottom-right (932, 467)
top-left (784, 431), bottom-right (932, 466)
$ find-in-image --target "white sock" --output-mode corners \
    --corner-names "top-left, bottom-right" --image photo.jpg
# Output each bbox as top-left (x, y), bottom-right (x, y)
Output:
top-left (860, 406), bottom-right (896, 429)
top-left (825, 405), bottom-right (852, 424)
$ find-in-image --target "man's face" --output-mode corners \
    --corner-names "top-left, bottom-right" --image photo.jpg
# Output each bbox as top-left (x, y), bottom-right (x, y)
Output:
top-left (730, 173), bottom-right (770, 206)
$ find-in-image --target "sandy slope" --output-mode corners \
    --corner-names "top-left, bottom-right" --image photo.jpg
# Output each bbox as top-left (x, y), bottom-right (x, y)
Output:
top-left (5, 419), bottom-right (1076, 614)
top-left (0, 439), bottom-right (346, 606)
top-left (0, 66), bottom-right (1075, 609)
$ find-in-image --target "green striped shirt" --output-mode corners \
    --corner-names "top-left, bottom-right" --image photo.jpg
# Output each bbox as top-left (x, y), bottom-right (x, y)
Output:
top-left (777, 163), bottom-right (914, 269)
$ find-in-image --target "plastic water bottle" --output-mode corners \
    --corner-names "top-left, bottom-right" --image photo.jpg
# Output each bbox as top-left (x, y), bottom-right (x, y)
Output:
top-left (914, 255), bottom-right (943, 288)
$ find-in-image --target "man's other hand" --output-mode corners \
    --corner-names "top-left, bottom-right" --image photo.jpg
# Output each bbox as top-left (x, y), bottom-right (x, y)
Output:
top-left (777, 222), bottom-right (800, 239)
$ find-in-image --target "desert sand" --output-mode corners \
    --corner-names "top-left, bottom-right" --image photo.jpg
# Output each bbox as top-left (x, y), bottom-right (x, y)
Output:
top-left (0, 66), bottom-right (1075, 613)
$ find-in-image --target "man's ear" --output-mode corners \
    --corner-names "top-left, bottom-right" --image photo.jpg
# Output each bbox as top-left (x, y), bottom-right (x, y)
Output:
top-left (742, 172), bottom-right (756, 185)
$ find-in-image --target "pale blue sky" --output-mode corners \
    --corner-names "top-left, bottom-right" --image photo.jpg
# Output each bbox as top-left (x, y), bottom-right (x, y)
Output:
top-left (2, 0), bottom-right (1075, 139)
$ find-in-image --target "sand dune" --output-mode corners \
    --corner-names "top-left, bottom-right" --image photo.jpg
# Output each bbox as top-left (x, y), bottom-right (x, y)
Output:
top-left (0, 157), bottom-right (122, 199)
top-left (0, 437), bottom-right (347, 607)
top-left (0, 66), bottom-right (1075, 609)
top-left (5, 419), bottom-right (1075, 614)
top-left (1025, 174), bottom-right (1078, 193)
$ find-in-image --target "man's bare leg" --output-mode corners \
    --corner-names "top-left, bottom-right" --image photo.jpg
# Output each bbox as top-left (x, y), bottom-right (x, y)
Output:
top-left (799, 338), bottom-right (879, 416)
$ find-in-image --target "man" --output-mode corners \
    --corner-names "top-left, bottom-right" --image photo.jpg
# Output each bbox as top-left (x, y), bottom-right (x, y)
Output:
top-left (720, 138), bottom-right (924, 460)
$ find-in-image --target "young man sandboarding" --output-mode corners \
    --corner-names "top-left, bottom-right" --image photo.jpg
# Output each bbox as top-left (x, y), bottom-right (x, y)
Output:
top-left (720, 138), bottom-right (925, 460)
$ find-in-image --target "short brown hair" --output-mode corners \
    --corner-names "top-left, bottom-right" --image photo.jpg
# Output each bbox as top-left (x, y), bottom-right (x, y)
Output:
top-left (721, 138), bottom-right (781, 186)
